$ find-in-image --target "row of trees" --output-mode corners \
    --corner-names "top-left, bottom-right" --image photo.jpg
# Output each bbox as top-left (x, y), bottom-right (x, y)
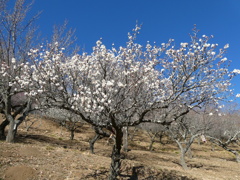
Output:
top-left (139, 104), bottom-right (240, 170)
top-left (0, 0), bottom-right (239, 179)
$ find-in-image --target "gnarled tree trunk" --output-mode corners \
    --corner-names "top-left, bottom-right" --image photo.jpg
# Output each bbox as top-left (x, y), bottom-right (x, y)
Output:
top-left (89, 126), bottom-right (111, 154)
top-left (109, 127), bottom-right (123, 180)
top-left (89, 134), bottom-right (101, 154)
top-left (180, 150), bottom-right (189, 170)
top-left (6, 112), bottom-right (28, 143)
top-left (0, 119), bottom-right (9, 139)
top-left (6, 115), bottom-right (15, 143)
top-left (175, 140), bottom-right (189, 170)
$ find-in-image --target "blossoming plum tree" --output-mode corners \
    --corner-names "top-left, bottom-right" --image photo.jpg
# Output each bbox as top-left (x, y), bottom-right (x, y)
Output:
top-left (29, 25), bottom-right (233, 179)
top-left (29, 26), bottom-right (172, 179)
top-left (0, 0), bottom-right (76, 143)
top-left (0, 0), bottom-right (41, 142)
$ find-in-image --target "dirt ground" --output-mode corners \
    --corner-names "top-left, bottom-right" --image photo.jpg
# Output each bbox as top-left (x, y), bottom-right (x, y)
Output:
top-left (0, 115), bottom-right (240, 180)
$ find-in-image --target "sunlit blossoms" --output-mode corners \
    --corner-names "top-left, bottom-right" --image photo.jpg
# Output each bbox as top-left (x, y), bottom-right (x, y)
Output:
top-left (233, 69), bottom-right (240, 74)
top-left (0, 21), bottom-right (236, 178)
top-left (25, 26), bottom-right (234, 128)
top-left (162, 27), bottom-right (233, 110)
top-left (224, 44), bottom-right (229, 49)
top-left (2, 1), bottom-right (237, 177)
top-left (0, 60), bottom-right (34, 95)
top-left (233, 69), bottom-right (240, 98)
top-left (28, 26), bottom-right (174, 126)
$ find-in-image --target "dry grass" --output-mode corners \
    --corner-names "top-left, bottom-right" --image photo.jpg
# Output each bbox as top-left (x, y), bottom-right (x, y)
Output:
top-left (0, 116), bottom-right (239, 180)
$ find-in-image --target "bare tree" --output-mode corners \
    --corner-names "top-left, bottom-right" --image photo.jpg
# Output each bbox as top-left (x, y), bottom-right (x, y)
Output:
top-left (166, 110), bottom-right (211, 170)
top-left (206, 104), bottom-right (240, 162)
top-left (207, 132), bottom-right (240, 163)
top-left (139, 122), bottom-right (167, 151)
top-left (44, 108), bottom-right (84, 140)
top-left (23, 112), bottom-right (42, 132)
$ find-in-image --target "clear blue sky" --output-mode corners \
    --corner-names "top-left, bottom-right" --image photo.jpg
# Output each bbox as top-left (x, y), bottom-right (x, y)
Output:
top-left (29, 0), bottom-right (240, 104)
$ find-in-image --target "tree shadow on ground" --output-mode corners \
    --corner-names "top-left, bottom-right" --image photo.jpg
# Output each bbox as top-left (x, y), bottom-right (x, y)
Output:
top-left (118, 165), bottom-right (196, 180)
top-left (15, 133), bottom-right (89, 151)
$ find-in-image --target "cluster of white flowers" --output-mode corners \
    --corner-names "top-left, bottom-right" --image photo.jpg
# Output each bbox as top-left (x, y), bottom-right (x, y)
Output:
top-left (13, 28), bottom-right (233, 126)
top-left (224, 44), bottom-right (229, 49)
top-left (233, 69), bottom-right (240, 74)
top-left (180, 42), bottom-right (188, 48)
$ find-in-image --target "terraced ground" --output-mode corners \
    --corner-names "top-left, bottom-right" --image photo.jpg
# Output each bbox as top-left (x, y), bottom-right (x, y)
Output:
top-left (0, 115), bottom-right (239, 180)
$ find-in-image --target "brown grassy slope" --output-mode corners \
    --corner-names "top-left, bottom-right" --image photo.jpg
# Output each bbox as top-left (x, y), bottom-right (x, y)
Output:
top-left (0, 115), bottom-right (239, 180)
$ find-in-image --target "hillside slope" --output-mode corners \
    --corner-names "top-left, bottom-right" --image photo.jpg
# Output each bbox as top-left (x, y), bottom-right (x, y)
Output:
top-left (0, 116), bottom-right (239, 180)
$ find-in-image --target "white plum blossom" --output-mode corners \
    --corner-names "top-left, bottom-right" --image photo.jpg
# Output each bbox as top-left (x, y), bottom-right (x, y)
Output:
top-left (224, 44), bottom-right (229, 49)
top-left (218, 105), bottom-right (224, 109)
top-left (181, 43), bottom-right (188, 48)
top-left (203, 43), bottom-right (211, 48)
top-left (117, 82), bottom-right (124, 87)
top-left (221, 57), bottom-right (227, 62)
top-left (106, 81), bottom-right (114, 87)
top-left (11, 58), bottom-right (16, 64)
top-left (211, 52), bottom-right (216, 56)
top-left (96, 40), bottom-right (102, 46)
top-left (233, 69), bottom-right (240, 74)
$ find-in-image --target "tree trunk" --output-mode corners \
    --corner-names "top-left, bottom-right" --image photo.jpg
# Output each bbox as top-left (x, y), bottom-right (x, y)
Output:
top-left (122, 126), bottom-right (129, 152)
top-left (149, 140), bottom-right (154, 151)
top-left (180, 150), bottom-right (188, 170)
top-left (148, 133), bottom-right (157, 151)
top-left (6, 113), bottom-right (26, 143)
top-left (70, 129), bottom-right (74, 140)
top-left (187, 147), bottom-right (193, 159)
top-left (159, 133), bottom-right (164, 145)
top-left (236, 152), bottom-right (240, 163)
top-left (197, 137), bottom-right (201, 145)
top-left (89, 134), bottom-right (101, 154)
top-left (6, 116), bottom-right (16, 143)
top-left (176, 140), bottom-right (189, 170)
top-left (0, 119), bottom-right (9, 139)
top-left (109, 127), bottom-right (123, 180)
top-left (129, 127), bottom-right (138, 141)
